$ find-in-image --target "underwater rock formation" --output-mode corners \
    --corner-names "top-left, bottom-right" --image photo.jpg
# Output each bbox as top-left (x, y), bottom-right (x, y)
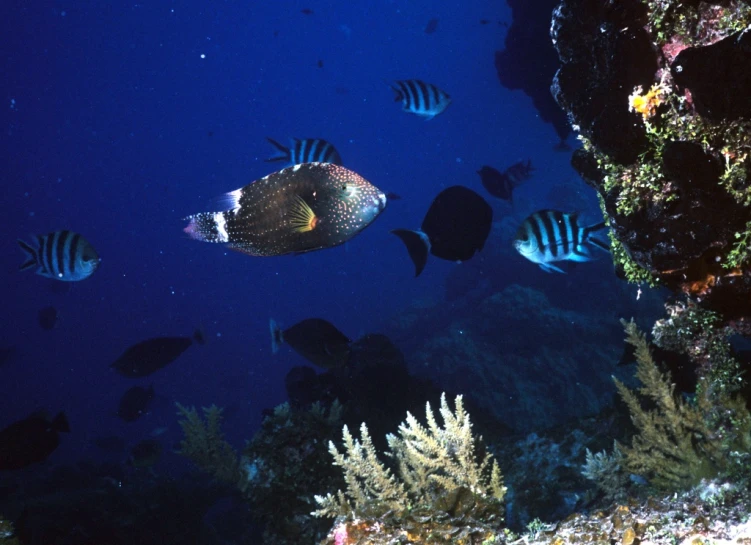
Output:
top-left (495, 0), bottom-right (571, 145)
top-left (552, 0), bottom-right (751, 331)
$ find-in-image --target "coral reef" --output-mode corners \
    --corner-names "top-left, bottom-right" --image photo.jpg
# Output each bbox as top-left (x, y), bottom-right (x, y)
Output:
top-left (314, 394), bottom-right (506, 544)
top-left (551, 0), bottom-right (751, 328)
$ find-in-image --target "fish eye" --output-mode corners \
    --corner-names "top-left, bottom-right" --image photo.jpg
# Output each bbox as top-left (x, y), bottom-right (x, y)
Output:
top-left (341, 184), bottom-right (347, 190)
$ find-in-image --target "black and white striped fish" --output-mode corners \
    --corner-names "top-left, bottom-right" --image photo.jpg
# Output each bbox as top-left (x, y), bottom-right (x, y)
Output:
top-left (18, 231), bottom-right (100, 281)
top-left (389, 80), bottom-right (451, 120)
top-left (513, 210), bottom-right (609, 273)
top-left (265, 137), bottom-right (343, 166)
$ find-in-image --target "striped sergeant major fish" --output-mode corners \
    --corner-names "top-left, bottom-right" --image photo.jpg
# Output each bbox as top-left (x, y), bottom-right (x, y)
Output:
top-left (18, 231), bottom-right (100, 281)
top-left (513, 210), bottom-right (609, 273)
top-left (265, 137), bottom-right (343, 166)
top-left (389, 80), bottom-right (451, 120)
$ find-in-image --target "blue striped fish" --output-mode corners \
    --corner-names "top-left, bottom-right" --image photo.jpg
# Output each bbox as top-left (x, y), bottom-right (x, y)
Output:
top-left (18, 231), bottom-right (100, 281)
top-left (389, 80), bottom-right (451, 120)
top-left (265, 137), bottom-right (343, 166)
top-left (513, 210), bottom-right (609, 273)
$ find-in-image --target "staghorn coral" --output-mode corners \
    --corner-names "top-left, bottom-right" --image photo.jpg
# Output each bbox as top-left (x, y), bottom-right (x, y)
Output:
top-left (313, 393), bottom-right (505, 521)
top-left (611, 319), bottom-right (751, 491)
top-left (581, 442), bottom-right (630, 501)
top-left (175, 403), bottom-right (241, 486)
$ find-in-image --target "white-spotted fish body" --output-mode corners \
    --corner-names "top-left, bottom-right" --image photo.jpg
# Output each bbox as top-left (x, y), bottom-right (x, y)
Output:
top-left (513, 210), bottom-right (609, 273)
top-left (265, 137), bottom-right (343, 166)
top-left (18, 230), bottom-right (100, 281)
top-left (184, 163), bottom-right (388, 257)
top-left (390, 80), bottom-right (451, 120)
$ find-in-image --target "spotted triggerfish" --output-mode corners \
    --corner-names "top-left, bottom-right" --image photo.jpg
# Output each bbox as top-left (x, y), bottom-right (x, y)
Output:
top-left (389, 80), bottom-right (451, 120)
top-left (391, 186), bottom-right (492, 277)
top-left (184, 163), bottom-right (388, 257)
top-left (265, 137), bottom-right (343, 166)
top-left (513, 210), bottom-right (609, 273)
top-left (18, 230), bottom-right (100, 281)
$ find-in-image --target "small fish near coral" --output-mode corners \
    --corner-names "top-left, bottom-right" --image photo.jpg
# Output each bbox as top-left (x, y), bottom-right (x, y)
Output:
top-left (513, 210), bottom-right (609, 273)
top-left (18, 230), bottom-right (100, 281)
top-left (0, 411), bottom-right (70, 470)
top-left (388, 79), bottom-right (452, 120)
top-left (477, 159), bottom-right (534, 203)
top-left (110, 335), bottom-right (196, 378)
top-left (270, 317), bottom-right (351, 369)
top-left (184, 163), bottom-right (388, 257)
top-left (265, 137), bottom-right (343, 166)
top-left (391, 185), bottom-right (493, 277)
top-left (117, 385), bottom-right (155, 422)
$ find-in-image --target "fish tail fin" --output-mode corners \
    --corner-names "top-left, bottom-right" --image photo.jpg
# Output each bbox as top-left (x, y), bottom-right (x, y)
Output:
top-left (17, 238), bottom-right (38, 271)
top-left (390, 229), bottom-right (431, 277)
top-left (183, 212), bottom-right (226, 243)
top-left (588, 237), bottom-right (611, 253)
top-left (584, 222), bottom-right (607, 234)
top-left (265, 137), bottom-right (291, 163)
top-left (583, 222), bottom-right (610, 253)
top-left (270, 319), bottom-right (283, 354)
top-left (386, 80), bottom-right (402, 101)
top-left (52, 411), bottom-right (70, 433)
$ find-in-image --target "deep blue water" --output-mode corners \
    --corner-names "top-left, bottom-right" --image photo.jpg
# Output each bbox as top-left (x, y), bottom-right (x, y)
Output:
top-left (0, 1), bottom-right (650, 477)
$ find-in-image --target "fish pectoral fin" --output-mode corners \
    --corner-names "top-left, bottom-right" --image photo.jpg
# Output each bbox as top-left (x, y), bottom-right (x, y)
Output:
top-left (287, 196), bottom-right (319, 233)
top-left (539, 263), bottom-right (566, 274)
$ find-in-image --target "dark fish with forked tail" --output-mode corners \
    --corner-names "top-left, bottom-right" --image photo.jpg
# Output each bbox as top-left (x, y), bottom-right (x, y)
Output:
top-left (478, 159), bottom-right (533, 202)
top-left (391, 186), bottom-right (493, 277)
top-left (184, 163), bottom-right (388, 257)
top-left (270, 318), bottom-right (351, 369)
top-left (0, 412), bottom-right (70, 470)
top-left (111, 336), bottom-right (194, 377)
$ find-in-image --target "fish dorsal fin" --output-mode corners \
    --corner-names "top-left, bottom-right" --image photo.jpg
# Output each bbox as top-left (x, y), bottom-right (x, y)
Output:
top-left (287, 195), bottom-right (318, 233)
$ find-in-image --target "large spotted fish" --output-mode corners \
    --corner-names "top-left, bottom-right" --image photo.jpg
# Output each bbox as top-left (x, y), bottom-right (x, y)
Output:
top-left (184, 163), bottom-right (388, 256)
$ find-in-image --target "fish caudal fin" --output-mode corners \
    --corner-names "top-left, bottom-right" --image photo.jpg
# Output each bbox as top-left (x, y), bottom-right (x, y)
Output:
top-left (183, 212), bottom-right (229, 243)
top-left (391, 229), bottom-right (431, 277)
top-left (269, 319), bottom-right (283, 354)
top-left (52, 411), bottom-right (71, 433)
top-left (583, 222), bottom-right (610, 253)
top-left (17, 238), bottom-right (38, 271)
top-left (265, 137), bottom-right (291, 163)
top-left (588, 237), bottom-right (610, 253)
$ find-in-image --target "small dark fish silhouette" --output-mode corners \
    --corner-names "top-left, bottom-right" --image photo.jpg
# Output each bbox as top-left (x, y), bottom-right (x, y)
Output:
top-left (317, 59), bottom-right (324, 68)
top-left (270, 318), bottom-right (351, 369)
top-left (301, 8), bottom-right (313, 15)
top-left (480, 19), bottom-right (490, 25)
top-left (478, 159), bottom-right (533, 202)
top-left (111, 337), bottom-right (193, 377)
top-left (0, 412), bottom-right (70, 470)
top-left (128, 439), bottom-right (162, 468)
top-left (391, 186), bottom-right (493, 277)
top-left (192, 326), bottom-right (206, 345)
top-left (424, 18), bottom-right (439, 34)
top-left (117, 385), bottom-right (155, 422)
top-left (38, 306), bottom-right (58, 330)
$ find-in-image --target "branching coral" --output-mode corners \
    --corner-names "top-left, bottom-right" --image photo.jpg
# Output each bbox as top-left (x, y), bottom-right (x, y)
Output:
top-left (313, 393), bottom-right (505, 519)
top-left (612, 319), bottom-right (751, 491)
top-left (175, 403), bottom-right (241, 486)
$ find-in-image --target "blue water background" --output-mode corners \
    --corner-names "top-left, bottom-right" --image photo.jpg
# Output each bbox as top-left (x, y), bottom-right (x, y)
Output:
top-left (0, 2), bottom-right (641, 472)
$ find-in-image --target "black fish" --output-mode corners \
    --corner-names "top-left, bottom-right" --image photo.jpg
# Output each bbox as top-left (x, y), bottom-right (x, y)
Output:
top-left (128, 439), bottom-right (162, 468)
top-left (301, 8), bottom-right (313, 15)
top-left (270, 318), bottom-right (351, 369)
top-left (317, 59), bottom-right (324, 68)
top-left (18, 230), bottom-right (100, 282)
top-left (111, 337), bottom-right (193, 377)
top-left (478, 159), bottom-right (533, 202)
top-left (192, 326), bottom-right (206, 345)
top-left (391, 186), bottom-right (493, 277)
top-left (389, 80), bottom-right (452, 120)
top-left (265, 137), bottom-right (343, 166)
top-left (0, 412), bottom-right (70, 470)
top-left (38, 306), bottom-right (58, 330)
top-left (424, 18), bottom-right (439, 34)
top-left (513, 210), bottom-right (609, 273)
top-left (117, 385), bottom-right (155, 422)
top-left (184, 163), bottom-right (388, 257)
